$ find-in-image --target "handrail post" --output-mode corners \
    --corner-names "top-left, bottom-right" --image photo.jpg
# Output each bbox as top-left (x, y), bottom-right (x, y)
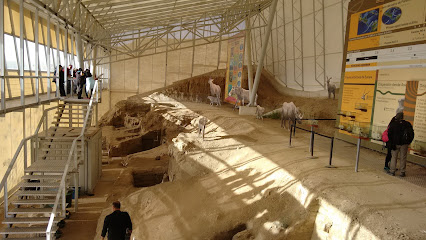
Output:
top-left (4, 182), bottom-right (8, 219)
top-left (44, 113), bottom-right (48, 137)
top-left (24, 140), bottom-right (28, 169)
top-left (62, 186), bottom-right (66, 218)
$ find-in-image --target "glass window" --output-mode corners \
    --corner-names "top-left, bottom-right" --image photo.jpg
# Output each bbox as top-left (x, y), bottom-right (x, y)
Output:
top-left (5, 35), bottom-right (18, 70)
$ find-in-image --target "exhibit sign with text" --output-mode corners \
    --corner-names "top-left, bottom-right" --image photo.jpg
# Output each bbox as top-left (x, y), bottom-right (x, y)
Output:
top-left (339, 0), bottom-right (426, 157)
top-left (225, 32), bottom-right (245, 104)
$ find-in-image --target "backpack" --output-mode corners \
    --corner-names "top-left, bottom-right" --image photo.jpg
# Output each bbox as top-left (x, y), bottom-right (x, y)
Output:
top-left (401, 121), bottom-right (414, 145)
top-left (382, 127), bottom-right (389, 142)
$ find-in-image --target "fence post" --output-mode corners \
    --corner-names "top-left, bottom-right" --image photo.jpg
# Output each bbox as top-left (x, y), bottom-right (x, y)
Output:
top-left (326, 137), bottom-right (336, 168)
top-left (355, 138), bottom-right (361, 172)
top-left (307, 125), bottom-right (318, 159)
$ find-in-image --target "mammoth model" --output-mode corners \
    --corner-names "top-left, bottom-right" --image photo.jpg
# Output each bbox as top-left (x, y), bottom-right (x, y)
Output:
top-left (208, 78), bottom-right (221, 106)
top-left (281, 102), bottom-right (303, 130)
top-left (229, 86), bottom-right (258, 109)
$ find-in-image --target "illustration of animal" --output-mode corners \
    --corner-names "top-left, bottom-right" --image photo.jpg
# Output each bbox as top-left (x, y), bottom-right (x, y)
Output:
top-left (207, 96), bottom-right (220, 106)
top-left (396, 97), bottom-right (405, 114)
top-left (255, 105), bottom-right (265, 120)
top-left (208, 78), bottom-right (221, 106)
top-left (198, 117), bottom-right (208, 140)
top-left (326, 76), bottom-right (336, 99)
top-left (281, 102), bottom-right (304, 130)
top-left (229, 86), bottom-right (257, 109)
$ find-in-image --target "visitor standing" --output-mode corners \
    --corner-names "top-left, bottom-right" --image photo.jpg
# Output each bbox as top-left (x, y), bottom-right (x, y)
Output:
top-left (101, 201), bottom-right (132, 240)
top-left (58, 65), bottom-right (66, 97)
top-left (387, 112), bottom-right (414, 177)
top-left (383, 116), bottom-right (397, 172)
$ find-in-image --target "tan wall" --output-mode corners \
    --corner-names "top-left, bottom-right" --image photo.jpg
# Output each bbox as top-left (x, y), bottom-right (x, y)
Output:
top-left (109, 39), bottom-right (228, 101)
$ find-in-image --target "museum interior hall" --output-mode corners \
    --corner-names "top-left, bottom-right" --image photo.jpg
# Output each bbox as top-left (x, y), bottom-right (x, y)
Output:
top-left (0, 0), bottom-right (425, 239)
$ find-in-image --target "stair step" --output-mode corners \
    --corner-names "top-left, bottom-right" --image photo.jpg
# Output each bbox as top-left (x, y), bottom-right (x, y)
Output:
top-left (19, 181), bottom-right (60, 188)
top-left (8, 208), bottom-right (62, 214)
top-left (25, 160), bottom-right (73, 173)
top-left (1, 237), bottom-right (46, 240)
top-left (0, 226), bottom-right (58, 235)
top-left (11, 199), bottom-right (62, 206)
top-left (16, 190), bottom-right (59, 197)
top-left (2, 217), bottom-right (61, 224)
top-left (39, 148), bottom-right (81, 151)
top-left (22, 175), bottom-right (62, 180)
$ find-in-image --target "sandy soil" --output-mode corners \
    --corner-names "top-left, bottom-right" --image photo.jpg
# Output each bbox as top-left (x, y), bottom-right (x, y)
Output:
top-left (88, 93), bottom-right (426, 240)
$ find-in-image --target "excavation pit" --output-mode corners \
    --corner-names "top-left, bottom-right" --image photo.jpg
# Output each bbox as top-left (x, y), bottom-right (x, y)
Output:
top-left (132, 171), bottom-right (166, 188)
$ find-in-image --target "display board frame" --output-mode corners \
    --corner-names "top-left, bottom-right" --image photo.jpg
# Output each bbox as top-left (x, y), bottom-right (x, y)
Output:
top-left (338, 0), bottom-right (426, 160)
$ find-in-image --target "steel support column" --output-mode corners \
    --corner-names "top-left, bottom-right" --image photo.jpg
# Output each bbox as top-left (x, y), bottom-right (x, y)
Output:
top-left (249, 0), bottom-right (278, 105)
top-left (35, 9), bottom-right (40, 103)
top-left (47, 15), bottom-right (51, 99)
top-left (0, 0), bottom-right (5, 110)
top-left (245, 17), bottom-right (254, 94)
top-left (76, 32), bottom-right (84, 68)
top-left (19, 0), bottom-right (24, 105)
top-left (56, 24), bottom-right (60, 97)
top-left (65, 27), bottom-right (68, 97)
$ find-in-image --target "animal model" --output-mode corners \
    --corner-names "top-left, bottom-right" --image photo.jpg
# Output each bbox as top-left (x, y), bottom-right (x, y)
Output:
top-left (198, 117), bottom-right (208, 140)
top-left (229, 86), bottom-right (258, 109)
top-left (255, 105), bottom-right (265, 120)
top-left (326, 76), bottom-right (336, 99)
top-left (281, 102), bottom-right (303, 130)
top-left (208, 78), bottom-right (221, 106)
top-left (207, 96), bottom-right (220, 106)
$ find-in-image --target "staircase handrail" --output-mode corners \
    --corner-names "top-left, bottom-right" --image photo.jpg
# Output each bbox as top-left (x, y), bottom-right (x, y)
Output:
top-left (46, 80), bottom-right (99, 239)
top-left (0, 105), bottom-right (60, 203)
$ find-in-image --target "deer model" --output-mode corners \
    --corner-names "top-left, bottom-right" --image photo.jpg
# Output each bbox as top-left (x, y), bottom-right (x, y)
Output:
top-left (326, 76), bottom-right (336, 99)
top-left (208, 78), bottom-right (221, 106)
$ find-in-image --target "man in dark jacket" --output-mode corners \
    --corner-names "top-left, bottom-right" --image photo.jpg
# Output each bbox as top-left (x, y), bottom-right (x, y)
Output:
top-left (101, 201), bottom-right (132, 240)
top-left (387, 112), bottom-right (414, 177)
top-left (58, 65), bottom-right (66, 97)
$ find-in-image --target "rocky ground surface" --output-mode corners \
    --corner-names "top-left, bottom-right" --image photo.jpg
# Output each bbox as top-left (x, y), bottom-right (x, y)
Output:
top-left (86, 92), bottom-right (426, 240)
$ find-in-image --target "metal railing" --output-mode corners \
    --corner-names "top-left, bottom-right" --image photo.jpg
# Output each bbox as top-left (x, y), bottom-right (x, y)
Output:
top-left (289, 118), bottom-right (337, 167)
top-left (46, 80), bottom-right (99, 239)
top-left (0, 104), bottom-right (59, 210)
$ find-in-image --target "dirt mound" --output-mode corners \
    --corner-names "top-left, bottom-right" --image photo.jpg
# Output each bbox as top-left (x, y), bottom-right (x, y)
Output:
top-left (160, 67), bottom-right (337, 120)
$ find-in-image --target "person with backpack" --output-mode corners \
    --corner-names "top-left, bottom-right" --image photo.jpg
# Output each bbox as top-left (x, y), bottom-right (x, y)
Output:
top-left (387, 112), bottom-right (414, 177)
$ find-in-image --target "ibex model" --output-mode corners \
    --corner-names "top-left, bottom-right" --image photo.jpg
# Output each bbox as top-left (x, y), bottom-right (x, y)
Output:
top-left (326, 76), bottom-right (336, 99)
top-left (281, 102), bottom-right (303, 130)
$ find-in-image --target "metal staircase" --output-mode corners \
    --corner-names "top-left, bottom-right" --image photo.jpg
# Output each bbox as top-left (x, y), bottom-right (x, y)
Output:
top-left (0, 81), bottom-right (100, 239)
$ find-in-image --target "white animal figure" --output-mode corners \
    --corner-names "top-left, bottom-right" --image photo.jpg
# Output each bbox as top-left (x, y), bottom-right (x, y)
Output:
top-left (208, 78), bottom-right (221, 106)
top-left (326, 76), bottom-right (336, 100)
top-left (281, 102), bottom-right (303, 130)
top-left (229, 86), bottom-right (258, 109)
top-left (255, 105), bottom-right (265, 120)
top-left (207, 96), bottom-right (220, 106)
top-left (396, 97), bottom-right (405, 114)
top-left (198, 117), bottom-right (207, 140)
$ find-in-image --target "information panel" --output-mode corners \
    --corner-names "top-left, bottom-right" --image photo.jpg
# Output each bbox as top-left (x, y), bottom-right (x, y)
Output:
top-left (339, 0), bottom-right (426, 157)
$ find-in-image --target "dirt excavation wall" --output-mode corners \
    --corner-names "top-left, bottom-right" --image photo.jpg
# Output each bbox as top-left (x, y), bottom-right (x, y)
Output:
top-left (94, 92), bottom-right (426, 240)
